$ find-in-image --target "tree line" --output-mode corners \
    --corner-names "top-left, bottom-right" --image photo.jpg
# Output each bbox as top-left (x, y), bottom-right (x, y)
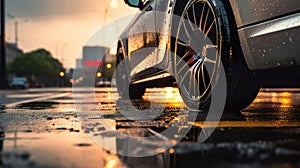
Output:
top-left (7, 48), bottom-right (69, 87)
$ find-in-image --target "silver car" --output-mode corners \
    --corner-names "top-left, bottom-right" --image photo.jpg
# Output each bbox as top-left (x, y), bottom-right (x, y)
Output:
top-left (116, 0), bottom-right (300, 111)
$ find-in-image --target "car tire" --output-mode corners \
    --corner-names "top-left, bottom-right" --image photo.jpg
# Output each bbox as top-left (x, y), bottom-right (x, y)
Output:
top-left (116, 47), bottom-right (146, 100)
top-left (172, 0), bottom-right (261, 111)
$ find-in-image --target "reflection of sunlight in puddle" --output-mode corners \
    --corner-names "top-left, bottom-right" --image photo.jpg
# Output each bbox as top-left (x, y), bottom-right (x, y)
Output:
top-left (165, 87), bottom-right (173, 98)
top-left (164, 87), bottom-right (182, 101)
top-left (254, 91), bottom-right (293, 108)
top-left (281, 92), bottom-right (291, 97)
top-left (1, 119), bottom-right (124, 167)
top-left (95, 87), bottom-right (184, 109)
top-left (145, 87), bottom-right (183, 102)
top-left (96, 91), bottom-right (116, 105)
top-left (277, 92), bottom-right (292, 108)
top-left (1, 131), bottom-right (109, 167)
top-left (246, 89), bottom-right (298, 123)
top-left (280, 98), bottom-right (292, 108)
top-left (105, 159), bottom-right (117, 168)
top-left (142, 87), bottom-right (185, 109)
top-left (107, 91), bottom-right (112, 99)
top-left (243, 88), bottom-right (300, 125)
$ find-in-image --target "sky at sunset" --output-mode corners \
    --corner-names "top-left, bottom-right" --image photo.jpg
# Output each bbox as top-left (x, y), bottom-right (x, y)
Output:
top-left (5, 0), bottom-right (138, 69)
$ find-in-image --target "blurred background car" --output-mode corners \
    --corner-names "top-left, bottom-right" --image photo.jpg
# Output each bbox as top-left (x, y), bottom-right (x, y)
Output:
top-left (95, 77), bottom-right (112, 87)
top-left (10, 77), bottom-right (29, 89)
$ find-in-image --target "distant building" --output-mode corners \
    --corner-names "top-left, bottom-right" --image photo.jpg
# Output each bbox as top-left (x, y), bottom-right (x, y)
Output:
top-left (82, 46), bottom-right (111, 67)
top-left (76, 58), bottom-right (83, 69)
top-left (6, 42), bottom-right (23, 62)
top-left (2, 42), bottom-right (24, 83)
top-left (74, 46), bottom-right (116, 85)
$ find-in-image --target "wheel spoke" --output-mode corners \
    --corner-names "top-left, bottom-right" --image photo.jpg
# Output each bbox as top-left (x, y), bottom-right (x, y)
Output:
top-left (185, 12), bottom-right (196, 31)
top-left (188, 70), bottom-right (193, 97)
top-left (204, 61), bottom-right (215, 80)
top-left (192, 3), bottom-right (197, 25)
top-left (201, 64), bottom-right (207, 90)
top-left (191, 58), bottom-right (202, 98)
top-left (183, 14), bottom-right (202, 46)
top-left (196, 64), bottom-right (201, 99)
top-left (179, 67), bottom-right (191, 86)
top-left (190, 59), bottom-right (203, 75)
top-left (206, 44), bottom-right (217, 49)
top-left (193, 72), bottom-right (197, 98)
top-left (182, 18), bottom-right (192, 40)
top-left (204, 57), bottom-right (216, 64)
top-left (177, 61), bottom-right (188, 76)
top-left (177, 54), bottom-right (194, 77)
top-left (189, 58), bottom-right (203, 98)
top-left (199, 3), bottom-right (206, 31)
top-left (205, 20), bottom-right (215, 36)
top-left (182, 28), bottom-right (206, 54)
top-left (176, 49), bottom-right (194, 67)
top-left (177, 40), bottom-right (190, 47)
top-left (187, 57), bottom-right (196, 65)
top-left (203, 6), bottom-right (210, 33)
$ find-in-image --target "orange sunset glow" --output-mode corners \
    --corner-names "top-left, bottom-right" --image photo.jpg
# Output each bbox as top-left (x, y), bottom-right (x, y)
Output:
top-left (5, 0), bottom-right (138, 69)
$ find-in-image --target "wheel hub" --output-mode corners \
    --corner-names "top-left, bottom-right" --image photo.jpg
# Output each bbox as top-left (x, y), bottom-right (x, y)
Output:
top-left (193, 53), bottom-right (202, 60)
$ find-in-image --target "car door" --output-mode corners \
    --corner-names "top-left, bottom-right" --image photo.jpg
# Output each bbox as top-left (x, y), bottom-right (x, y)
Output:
top-left (126, 1), bottom-right (159, 79)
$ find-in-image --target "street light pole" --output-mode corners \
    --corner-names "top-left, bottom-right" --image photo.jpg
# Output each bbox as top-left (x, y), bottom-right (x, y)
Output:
top-left (7, 13), bottom-right (27, 48)
top-left (14, 19), bottom-right (18, 47)
top-left (0, 0), bottom-right (8, 89)
top-left (102, 0), bottom-right (118, 83)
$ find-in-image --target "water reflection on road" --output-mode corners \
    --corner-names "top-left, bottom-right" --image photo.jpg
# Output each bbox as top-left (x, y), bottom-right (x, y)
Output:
top-left (243, 88), bottom-right (300, 122)
top-left (0, 87), bottom-right (299, 167)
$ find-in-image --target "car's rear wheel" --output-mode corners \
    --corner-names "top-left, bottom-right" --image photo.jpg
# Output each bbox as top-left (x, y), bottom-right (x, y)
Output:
top-left (116, 47), bottom-right (146, 100)
top-left (172, 0), bottom-right (261, 111)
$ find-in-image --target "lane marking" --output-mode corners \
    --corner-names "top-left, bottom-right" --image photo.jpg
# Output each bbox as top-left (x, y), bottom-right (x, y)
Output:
top-left (191, 121), bottom-right (300, 128)
top-left (5, 92), bottom-right (71, 108)
top-left (6, 93), bottom-right (54, 98)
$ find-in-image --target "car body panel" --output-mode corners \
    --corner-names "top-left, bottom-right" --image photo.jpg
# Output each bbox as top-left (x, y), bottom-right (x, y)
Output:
top-left (121, 0), bottom-right (160, 79)
top-left (228, 0), bottom-right (300, 28)
top-left (228, 0), bottom-right (300, 70)
top-left (155, 0), bottom-right (174, 66)
top-left (238, 13), bottom-right (300, 70)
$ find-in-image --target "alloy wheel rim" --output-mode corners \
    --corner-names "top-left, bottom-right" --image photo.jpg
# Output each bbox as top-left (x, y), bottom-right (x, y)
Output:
top-left (174, 0), bottom-right (220, 103)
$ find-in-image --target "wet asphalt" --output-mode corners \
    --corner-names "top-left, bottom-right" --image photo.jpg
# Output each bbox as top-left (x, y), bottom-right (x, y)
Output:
top-left (0, 87), bottom-right (299, 168)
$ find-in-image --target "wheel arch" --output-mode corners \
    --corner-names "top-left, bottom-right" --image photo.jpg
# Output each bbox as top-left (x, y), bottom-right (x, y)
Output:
top-left (117, 38), bottom-right (128, 61)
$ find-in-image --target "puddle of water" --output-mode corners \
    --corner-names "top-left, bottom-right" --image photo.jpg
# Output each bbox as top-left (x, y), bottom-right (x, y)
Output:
top-left (0, 117), bottom-right (126, 168)
top-left (17, 102), bottom-right (60, 110)
top-left (0, 131), bottom-right (111, 167)
top-left (244, 89), bottom-right (300, 122)
top-left (1, 87), bottom-right (300, 167)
